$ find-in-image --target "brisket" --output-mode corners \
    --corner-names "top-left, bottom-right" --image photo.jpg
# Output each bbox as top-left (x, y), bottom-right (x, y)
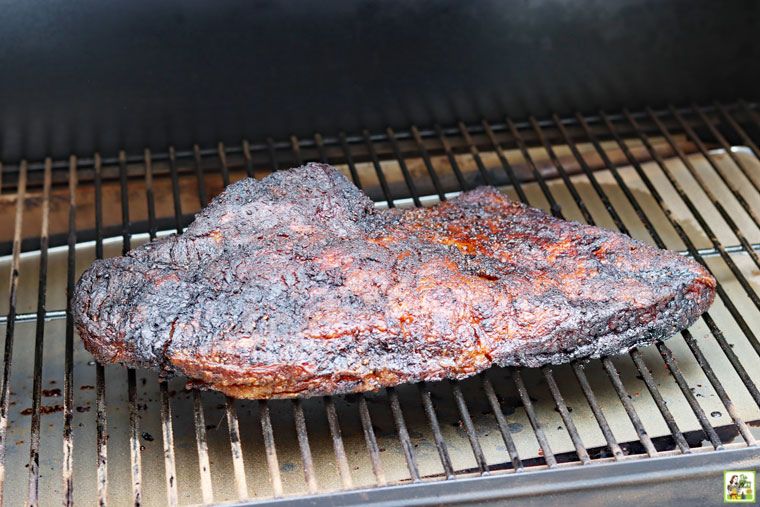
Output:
top-left (73, 163), bottom-right (716, 399)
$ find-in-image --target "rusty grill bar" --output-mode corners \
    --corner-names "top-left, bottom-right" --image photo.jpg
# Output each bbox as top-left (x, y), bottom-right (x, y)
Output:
top-left (0, 102), bottom-right (759, 505)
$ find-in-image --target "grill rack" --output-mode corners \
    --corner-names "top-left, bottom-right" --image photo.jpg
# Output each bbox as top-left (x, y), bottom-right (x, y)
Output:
top-left (0, 101), bottom-right (759, 505)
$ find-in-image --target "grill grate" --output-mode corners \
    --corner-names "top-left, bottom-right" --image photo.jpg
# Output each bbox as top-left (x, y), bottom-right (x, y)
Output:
top-left (0, 103), bottom-right (759, 505)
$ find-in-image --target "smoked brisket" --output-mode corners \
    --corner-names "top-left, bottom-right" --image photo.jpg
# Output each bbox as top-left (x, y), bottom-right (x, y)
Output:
top-left (74, 164), bottom-right (716, 399)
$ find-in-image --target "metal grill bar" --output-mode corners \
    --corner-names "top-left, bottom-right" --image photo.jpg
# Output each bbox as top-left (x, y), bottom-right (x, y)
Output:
top-left (681, 330), bottom-right (756, 445)
top-left (93, 153), bottom-right (109, 505)
top-left (450, 382), bottom-right (490, 474)
top-left (363, 131), bottom-right (395, 208)
top-left (459, 122), bottom-right (495, 187)
top-left (504, 119), bottom-right (560, 215)
top-left (193, 145), bottom-right (209, 209)
top-left (385, 129), bottom-right (422, 208)
top-left (357, 396), bottom-right (386, 486)
top-left (410, 126), bottom-right (447, 201)
top-left (144, 149), bottom-right (180, 506)
top-left (655, 343), bottom-right (722, 449)
top-left (481, 120), bottom-right (527, 204)
top-left (510, 370), bottom-right (556, 467)
top-left (292, 400), bottom-right (318, 494)
top-left (192, 391), bottom-right (214, 503)
top-left (160, 383), bottom-right (178, 505)
top-left (217, 143), bottom-right (231, 188)
top-left (480, 376), bottom-right (524, 470)
top-left (527, 118), bottom-right (589, 219)
top-left (339, 134), bottom-right (362, 188)
top-left (117, 150), bottom-right (144, 505)
top-left (144, 149), bottom-right (158, 238)
top-left (629, 349), bottom-right (690, 454)
top-left (259, 400), bottom-right (284, 497)
top-left (242, 140), bottom-right (255, 178)
top-left (387, 388), bottom-right (421, 482)
top-left (601, 358), bottom-right (657, 457)
top-left (0, 161), bottom-right (27, 505)
top-left (435, 125), bottom-right (468, 189)
top-left (26, 159), bottom-right (51, 506)
top-left (181, 150), bottom-right (216, 504)
top-left (63, 156), bottom-right (77, 506)
top-left (571, 363), bottom-right (624, 459)
top-left (225, 398), bottom-right (249, 499)
top-left (128, 369), bottom-right (142, 503)
top-left (540, 367), bottom-right (591, 464)
top-left (290, 136), bottom-right (304, 166)
top-left (417, 384), bottom-right (455, 479)
top-left (323, 397), bottom-right (354, 489)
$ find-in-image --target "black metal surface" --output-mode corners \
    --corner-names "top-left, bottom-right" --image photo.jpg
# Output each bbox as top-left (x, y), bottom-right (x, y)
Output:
top-left (0, 0), bottom-right (758, 161)
top-left (229, 446), bottom-right (760, 507)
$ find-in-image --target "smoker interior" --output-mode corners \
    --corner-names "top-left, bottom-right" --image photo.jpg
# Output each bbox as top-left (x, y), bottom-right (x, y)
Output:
top-left (1, 104), bottom-right (760, 506)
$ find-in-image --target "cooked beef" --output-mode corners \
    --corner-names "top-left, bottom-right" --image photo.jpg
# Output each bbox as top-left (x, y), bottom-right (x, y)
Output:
top-left (73, 163), bottom-right (716, 399)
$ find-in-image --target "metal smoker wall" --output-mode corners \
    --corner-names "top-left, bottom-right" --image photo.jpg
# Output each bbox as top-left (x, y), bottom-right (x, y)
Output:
top-left (0, 0), bottom-right (758, 161)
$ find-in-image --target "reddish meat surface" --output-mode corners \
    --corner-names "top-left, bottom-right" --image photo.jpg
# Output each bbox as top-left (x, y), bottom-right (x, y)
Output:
top-left (73, 164), bottom-right (716, 399)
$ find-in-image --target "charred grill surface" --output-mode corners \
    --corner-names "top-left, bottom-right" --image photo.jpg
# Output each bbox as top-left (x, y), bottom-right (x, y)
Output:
top-left (73, 164), bottom-right (716, 399)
